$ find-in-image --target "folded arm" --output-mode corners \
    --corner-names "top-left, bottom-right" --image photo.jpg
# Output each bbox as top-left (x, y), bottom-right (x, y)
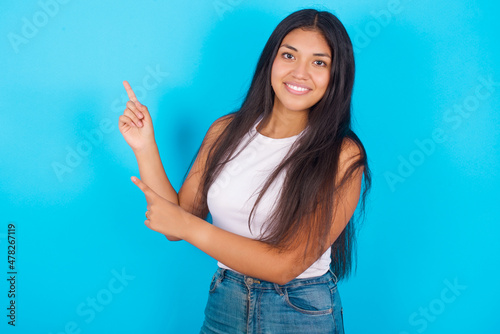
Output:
top-left (132, 134), bottom-right (363, 285)
top-left (180, 138), bottom-right (364, 284)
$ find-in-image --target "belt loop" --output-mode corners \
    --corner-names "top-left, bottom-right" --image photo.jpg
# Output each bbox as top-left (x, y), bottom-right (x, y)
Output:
top-left (220, 268), bottom-right (226, 280)
top-left (273, 283), bottom-right (284, 296)
top-left (329, 268), bottom-right (338, 284)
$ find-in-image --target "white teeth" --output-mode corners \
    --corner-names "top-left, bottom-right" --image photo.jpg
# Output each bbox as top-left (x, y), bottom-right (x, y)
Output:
top-left (286, 83), bottom-right (309, 92)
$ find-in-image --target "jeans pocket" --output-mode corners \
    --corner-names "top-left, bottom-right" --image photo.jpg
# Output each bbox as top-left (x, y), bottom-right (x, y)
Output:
top-left (283, 282), bottom-right (333, 315)
top-left (208, 270), bottom-right (223, 294)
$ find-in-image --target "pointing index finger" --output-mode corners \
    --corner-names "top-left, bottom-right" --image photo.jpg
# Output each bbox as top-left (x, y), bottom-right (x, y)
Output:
top-left (131, 176), bottom-right (156, 199)
top-left (123, 80), bottom-right (138, 102)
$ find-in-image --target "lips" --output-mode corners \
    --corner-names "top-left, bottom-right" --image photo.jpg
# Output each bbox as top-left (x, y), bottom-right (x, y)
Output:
top-left (284, 82), bottom-right (312, 95)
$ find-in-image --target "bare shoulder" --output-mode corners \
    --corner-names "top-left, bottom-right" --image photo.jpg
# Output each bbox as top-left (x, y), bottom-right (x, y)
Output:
top-left (197, 114), bottom-right (235, 159)
top-left (205, 114), bottom-right (234, 140)
top-left (339, 137), bottom-right (362, 164)
top-left (212, 113), bottom-right (235, 127)
top-left (337, 137), bottom-right (364, 184)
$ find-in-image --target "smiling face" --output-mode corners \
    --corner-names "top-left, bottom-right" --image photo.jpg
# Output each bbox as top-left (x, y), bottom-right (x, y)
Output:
top-left (270, 28), bottom-right (332, 115)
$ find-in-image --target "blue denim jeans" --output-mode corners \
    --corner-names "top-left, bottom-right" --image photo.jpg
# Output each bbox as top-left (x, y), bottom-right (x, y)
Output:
top-left (199, 267), bottom-right (345, 333)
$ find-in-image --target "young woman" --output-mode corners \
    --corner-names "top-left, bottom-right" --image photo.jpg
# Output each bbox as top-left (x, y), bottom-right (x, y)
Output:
top-left (119, 8), bottom-right (371, 334)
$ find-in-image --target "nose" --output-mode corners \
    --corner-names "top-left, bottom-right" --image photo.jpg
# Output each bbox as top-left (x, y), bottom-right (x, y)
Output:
top-left (291, 60), bottom-right (309, 80)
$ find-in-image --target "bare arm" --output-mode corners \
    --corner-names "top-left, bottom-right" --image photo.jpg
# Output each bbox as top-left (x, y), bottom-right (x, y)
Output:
top-left (119, 81), bottom-right (182, 241)
top-left (119, 80), bottom-right (179, 203)
top-left (181, 139), bottom-right (364, 284)
top-left (131, 138), bottom-right (364, 284)
top-left (177, 114), bottom-right (234, 215)
top-left (134, 145), bottom-right (179, 204)
top-left (120, 81), bottom-right (235, 243)
top-left (133, 114), bottom-right (232, 207)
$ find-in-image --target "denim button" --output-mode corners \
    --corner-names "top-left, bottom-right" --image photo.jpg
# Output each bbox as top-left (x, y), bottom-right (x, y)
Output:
top-left (246, 277), bottom-right (253, 284)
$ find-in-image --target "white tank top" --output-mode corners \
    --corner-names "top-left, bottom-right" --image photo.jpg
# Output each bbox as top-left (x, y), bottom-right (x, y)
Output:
top-left (207, 116), bottom-right (331, 279)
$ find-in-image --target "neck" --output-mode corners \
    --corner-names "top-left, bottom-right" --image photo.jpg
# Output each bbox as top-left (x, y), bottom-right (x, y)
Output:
top-left (257, 104), bottom-right (308, 139)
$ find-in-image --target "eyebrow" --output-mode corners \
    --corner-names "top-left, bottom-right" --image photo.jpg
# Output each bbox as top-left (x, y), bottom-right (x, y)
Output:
top-left (280, 43), bottom-right (331, 58)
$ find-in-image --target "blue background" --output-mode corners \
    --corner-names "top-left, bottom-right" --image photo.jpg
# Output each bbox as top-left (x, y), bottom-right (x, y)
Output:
top-left (1, 0), bottom-right (499, 333)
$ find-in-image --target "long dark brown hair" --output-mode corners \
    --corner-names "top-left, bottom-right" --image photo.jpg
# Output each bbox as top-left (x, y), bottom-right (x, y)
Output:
top-left (188, 8), bottom-right (371, 280)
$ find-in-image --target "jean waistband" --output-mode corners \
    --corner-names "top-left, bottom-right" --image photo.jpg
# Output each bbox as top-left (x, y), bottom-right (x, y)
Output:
top-left (215, 266), bottom-right (338, 290)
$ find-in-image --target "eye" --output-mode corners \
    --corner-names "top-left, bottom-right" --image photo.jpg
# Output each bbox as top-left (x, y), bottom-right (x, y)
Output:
top-left (281, 52), bottom-right (295, 60)
top-left (314, 60), bottom-right (328, 67)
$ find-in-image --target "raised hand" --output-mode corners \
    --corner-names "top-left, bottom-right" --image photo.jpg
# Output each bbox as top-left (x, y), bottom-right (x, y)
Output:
top-left (131, 176), bottom-right (187, 240)
top-left (118, 81), bottom-right (156, 153)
